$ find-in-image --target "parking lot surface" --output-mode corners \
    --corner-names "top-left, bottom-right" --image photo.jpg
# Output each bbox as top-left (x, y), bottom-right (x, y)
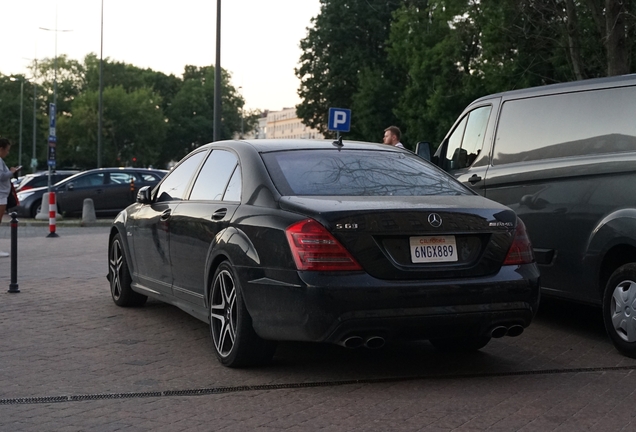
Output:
top-left (1, 220), bottom-right (636, 431)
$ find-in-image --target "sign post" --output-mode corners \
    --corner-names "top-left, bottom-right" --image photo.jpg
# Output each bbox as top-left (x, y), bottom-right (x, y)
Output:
top-left (47, 103), bottom-right (59, 238)
top-left (328, 107), bottom-right (351, 140)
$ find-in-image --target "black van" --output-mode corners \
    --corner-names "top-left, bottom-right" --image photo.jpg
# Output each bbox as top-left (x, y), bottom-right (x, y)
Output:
top-left (426, 73), bottom-right (636, 358)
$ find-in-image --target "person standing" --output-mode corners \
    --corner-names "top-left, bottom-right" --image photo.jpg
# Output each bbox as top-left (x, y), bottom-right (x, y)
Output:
top-left (383, 126), bottom-right (405, 148)
top-left (0, 137), bottom-right (20, 257)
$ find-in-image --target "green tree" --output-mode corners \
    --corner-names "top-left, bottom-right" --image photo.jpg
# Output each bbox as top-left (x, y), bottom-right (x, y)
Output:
top-left (388, 1), bottom-right (484, 146)
top-left (36, 55), bottom-right (86, 116)
top-left (59, 86), bottom-right (167, 168)
top-left (163, 65), bottom-right (246, 163)
top-left (0, 74), bottom-right (37, 167)
top-left (295, 0), bottom-right (404, 141)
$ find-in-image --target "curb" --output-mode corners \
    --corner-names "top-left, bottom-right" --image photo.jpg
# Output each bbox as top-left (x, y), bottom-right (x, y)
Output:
top-left (1, 215), bottom-right (114, 227)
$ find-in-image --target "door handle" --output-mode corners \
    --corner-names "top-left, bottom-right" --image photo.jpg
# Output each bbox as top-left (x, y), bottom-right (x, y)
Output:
top-left (160, 209), bottom-right (172, 221)
top-left (212, 208), bottom-right (227, 220)
top-left (96, 189), bottom-right (104, 194)
top-left (468, 174), bottom-right (482, 184)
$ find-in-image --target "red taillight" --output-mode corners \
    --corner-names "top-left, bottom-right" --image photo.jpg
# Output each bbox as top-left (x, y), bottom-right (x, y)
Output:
top-left (285, 219), bottom-right (362, 271)
top-left (504, 218), bottom-right (534, 265)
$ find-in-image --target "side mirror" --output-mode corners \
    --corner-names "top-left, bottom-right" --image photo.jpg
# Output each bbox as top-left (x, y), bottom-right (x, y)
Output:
top-left (415, 141), bottom-right (432, 161)
top-left (136, 186), bottom-right (153, 204)
top-left (66, 183), bottom-right (75, 191)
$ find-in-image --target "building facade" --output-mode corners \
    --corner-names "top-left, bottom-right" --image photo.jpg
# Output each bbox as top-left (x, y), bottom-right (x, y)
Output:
top-left (256, 107), bottom-right (323, 140)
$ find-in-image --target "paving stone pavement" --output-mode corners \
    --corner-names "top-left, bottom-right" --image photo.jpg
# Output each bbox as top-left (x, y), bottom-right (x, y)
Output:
top-left (1, 221), bottom-right (636, 431)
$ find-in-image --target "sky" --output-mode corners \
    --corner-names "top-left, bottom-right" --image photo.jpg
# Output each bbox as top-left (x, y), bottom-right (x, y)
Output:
top-left (0, 0), bottom-right (322, 111)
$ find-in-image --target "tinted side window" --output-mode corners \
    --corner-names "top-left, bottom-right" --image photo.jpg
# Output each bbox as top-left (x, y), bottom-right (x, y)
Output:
top-left (110, 172), bottom-right (138, 184)
top-left (189, 150), bottom-right (239, 201)
top-left (444, 105), bottom-right (491, 171)
top-left (72, 173), bottom-right (105, 188)
top-left (493, 86), bottom-right (636, 165)
top-left (223, 167), bottom-right (242, 202)
top-left (140, 173), bottom-right (161, 182)
top-left (156, 151), bottom-right (207, 201)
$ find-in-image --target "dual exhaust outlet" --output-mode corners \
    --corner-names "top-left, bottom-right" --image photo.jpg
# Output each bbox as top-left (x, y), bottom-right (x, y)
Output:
top-left (339, 335), bottom-right (385, 349)
top-left (339, 324), bottom-right (523, 348)
top-left (490, 324), bottom-right (524, 338)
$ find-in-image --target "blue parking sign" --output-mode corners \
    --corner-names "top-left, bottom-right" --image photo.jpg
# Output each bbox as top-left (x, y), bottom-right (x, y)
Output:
top-left (328, 108), bottom-right (351, 132)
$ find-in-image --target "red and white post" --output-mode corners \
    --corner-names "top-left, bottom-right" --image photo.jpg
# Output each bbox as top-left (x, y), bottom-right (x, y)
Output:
top-left (47, 191), bottom-right (59, 238)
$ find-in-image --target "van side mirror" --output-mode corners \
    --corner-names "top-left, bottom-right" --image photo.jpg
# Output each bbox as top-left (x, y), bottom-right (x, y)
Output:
top-left (415, 141), bottom-right (432, 161)
top-left (136, 186), bottom-right (153, 204)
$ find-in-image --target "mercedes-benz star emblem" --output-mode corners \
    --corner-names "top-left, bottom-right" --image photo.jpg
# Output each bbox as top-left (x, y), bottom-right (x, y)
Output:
top-left (428, 213), bottom-right (442, 228)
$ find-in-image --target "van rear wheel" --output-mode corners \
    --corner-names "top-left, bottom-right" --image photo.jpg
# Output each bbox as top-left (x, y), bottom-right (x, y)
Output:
top-left (603, 264), bottom-right (636, 358)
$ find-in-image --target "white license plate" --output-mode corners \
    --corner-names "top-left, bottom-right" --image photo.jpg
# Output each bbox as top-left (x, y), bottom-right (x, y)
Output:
top-left (409, 236), bottom-right (458, 263)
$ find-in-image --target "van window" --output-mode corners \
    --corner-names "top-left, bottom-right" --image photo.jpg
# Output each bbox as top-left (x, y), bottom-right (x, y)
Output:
top-left (493, 86), bottom-right (636, 165)
top-left (443, 105), bottom-right (491, 171)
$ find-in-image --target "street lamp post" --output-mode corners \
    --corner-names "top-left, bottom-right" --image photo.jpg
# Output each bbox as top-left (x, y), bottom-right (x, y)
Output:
top-left (238, 86), bottom-right (244, 139)
top-left (98, 0), bottom-right (104, 168)
top-left (39, 20), bottom-right (72, 190)
top-left (213, 0), bottom-right (222, 141)
top-left (32, 61), bottom-right (38, 173)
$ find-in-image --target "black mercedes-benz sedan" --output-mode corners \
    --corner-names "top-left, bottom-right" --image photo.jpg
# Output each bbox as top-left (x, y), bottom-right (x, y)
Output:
top-left (108, 139), bottom-right (540, 367)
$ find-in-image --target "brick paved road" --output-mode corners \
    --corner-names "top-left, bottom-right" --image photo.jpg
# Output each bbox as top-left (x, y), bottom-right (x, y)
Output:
top-left (1, 222), bottom-right (636, 431)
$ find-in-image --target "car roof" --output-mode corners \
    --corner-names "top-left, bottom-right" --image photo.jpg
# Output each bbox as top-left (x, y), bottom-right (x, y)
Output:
top-left (24, 170), bottom-right (80, 177)
top-left (200, 139), bottom-right (403, 153)
top-left (471, 73), bottom-right (636, 104)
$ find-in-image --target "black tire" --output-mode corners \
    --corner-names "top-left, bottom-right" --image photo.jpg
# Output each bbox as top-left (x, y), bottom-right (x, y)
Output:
top-left (429, 335), bottom-right (491, 352)
top-left (603, 263), bottom-right (636, 358)
top-left (31, 199), bottom-right (41, 219)
top-left (209, 261), bottom-right (276, 367)
top-left (109, 233), bottom-right (147, 307)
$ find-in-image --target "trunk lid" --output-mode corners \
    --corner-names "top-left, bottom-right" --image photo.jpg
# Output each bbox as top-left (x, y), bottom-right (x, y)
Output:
top-left (279, 195), bottom-right (517, 280)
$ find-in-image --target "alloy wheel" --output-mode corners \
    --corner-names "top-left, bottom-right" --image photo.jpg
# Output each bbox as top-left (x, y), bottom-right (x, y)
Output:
top-left (109, 238), bottom-right (123, 301)
top-left (210, 269), bottom-right (237, 357)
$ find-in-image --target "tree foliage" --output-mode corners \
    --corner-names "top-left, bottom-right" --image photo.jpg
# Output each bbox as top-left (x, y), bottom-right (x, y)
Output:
top-left (0, 55), bottom-right (249, 170)
top-left (297, 0), bottom-right (636, 149)
top-left (295, 0), bottom-right (404, 140)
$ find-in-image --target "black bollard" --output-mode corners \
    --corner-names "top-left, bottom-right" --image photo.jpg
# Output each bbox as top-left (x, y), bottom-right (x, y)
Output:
top-left (8, 212), bottom-right (19, 293)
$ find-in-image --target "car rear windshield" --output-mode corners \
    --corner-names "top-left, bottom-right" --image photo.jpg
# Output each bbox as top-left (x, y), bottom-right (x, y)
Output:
top-left (262, 149), bottom-right (471, 196)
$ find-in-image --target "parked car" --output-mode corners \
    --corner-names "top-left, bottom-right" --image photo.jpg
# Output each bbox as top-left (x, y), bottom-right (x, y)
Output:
top-left (14, 167), bottom-right (167, 218)
top-left (15, 170), bottom-right (80, 192)
top-left (422, 73), bottom-right (636, 358)
top-left (107, 139), bottom-right (540, 368)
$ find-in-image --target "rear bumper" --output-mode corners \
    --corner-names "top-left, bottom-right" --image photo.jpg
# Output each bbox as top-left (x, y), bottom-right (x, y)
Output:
top-left (239, 264), bottom-right (540, 344)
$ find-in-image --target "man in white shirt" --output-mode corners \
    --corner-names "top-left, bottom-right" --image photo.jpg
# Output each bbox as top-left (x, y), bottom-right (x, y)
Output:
top-left (383, 126), bottom-right (405, 148)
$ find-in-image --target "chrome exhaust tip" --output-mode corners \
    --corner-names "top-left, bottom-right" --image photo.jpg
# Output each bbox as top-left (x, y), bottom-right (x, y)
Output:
top-left (364, 336), bottom-right (385, 349)
top-left (490, 326), bottom-right (508, 338)
top-left (340, 336), bottom-right (364, 349)
top-left (507, 325), bottom-right (524, 337)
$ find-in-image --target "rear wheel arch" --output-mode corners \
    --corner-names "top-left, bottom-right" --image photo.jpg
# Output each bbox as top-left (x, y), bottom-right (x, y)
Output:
top-left (207, 259), bottom-right (276, 367)
top-left (585, 210), bottom-right (636, 297)
top-left (204, 227), bottom-right (261, 307)
top-left (205, 253), bottom-right (231, 310)
top-left (598, 244), bottom-right (636, 298)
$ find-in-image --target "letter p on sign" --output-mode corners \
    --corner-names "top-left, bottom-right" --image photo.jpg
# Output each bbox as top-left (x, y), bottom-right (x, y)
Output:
top-left (328, 107), bottom-right (351, 132)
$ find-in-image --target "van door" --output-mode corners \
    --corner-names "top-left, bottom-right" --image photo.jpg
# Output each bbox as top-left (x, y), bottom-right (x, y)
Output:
top-left (435, 99), bottom-right (500, 195)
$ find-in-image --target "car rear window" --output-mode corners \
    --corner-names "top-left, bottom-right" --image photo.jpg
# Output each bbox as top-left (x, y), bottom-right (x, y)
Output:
top-left (262, 149), bottom-right (471, 196)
